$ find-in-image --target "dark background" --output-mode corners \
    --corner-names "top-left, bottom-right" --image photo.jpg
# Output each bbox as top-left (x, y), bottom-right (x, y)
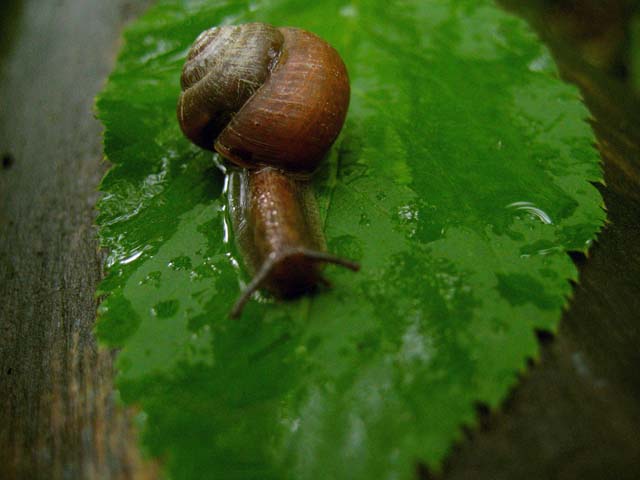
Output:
top-left (1, 1), bottom-right (639, 478)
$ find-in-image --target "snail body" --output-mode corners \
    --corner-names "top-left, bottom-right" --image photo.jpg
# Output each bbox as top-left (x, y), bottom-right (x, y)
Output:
top-left (227, 167), bottom-right (358, 316)
top-left (178, 23), bottom-right (358, 317)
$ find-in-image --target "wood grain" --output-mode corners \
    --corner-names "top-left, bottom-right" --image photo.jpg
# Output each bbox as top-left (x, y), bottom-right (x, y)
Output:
top-left (0, 1), bottom-right (155, 478)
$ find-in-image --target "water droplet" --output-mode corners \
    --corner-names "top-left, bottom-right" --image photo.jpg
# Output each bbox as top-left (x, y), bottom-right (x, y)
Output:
top-left (397, 204), bottom-right (419, 237)
top-left (398, 205), bottom-right (419, 222)
top-left (528, 51), bottom-right (553, 73)
top-left (399, 316), bottom-right (433, 365)
top-left (139, 271), bottom-right (162, 287)
top-left (151, 299), bottom-right (180, 318)
top-left (121, 250), bottom-right (144, 265)
top-left (168, 256), bottom-right (192, 270)
top-left (227, 253), bottom-right (241, 271)
top-left (222, 214), bottom-right (230, 244)
top-left (339, 4), bottom-right (358, 17)
top-left (506, 201), bottom-right (553, 224)
top-left (289, 418), bottom-right (301, 433)
top-left (520, 240), bottom-right (562, 257)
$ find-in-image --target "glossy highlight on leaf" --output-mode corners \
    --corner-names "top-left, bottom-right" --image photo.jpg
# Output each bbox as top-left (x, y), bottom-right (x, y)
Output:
top-left (95, 0), bottom-right (605, 478)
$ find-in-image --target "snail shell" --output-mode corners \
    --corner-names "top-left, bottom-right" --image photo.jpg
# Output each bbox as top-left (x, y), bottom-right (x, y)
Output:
top-left (177, 23), bottom-right (350, 174)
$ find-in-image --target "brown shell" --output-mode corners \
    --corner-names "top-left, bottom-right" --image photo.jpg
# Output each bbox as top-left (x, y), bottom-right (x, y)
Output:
top-left (177, 23), bottom-right (283, 150)
top-left (177, 23), bottom-right (350, 173)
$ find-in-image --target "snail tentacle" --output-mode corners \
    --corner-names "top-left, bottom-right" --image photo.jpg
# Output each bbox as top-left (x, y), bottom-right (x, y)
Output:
top-left (230, 258), bottom-right (276, 319)
top-left (230, 246), bottom-right (360, 318)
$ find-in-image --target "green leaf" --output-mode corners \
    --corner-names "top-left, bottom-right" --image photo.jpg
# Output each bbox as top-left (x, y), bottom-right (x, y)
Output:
top-left (632, 13), bottom-right (640, 93)
top-left (95, 0), bottom-right (605, 478)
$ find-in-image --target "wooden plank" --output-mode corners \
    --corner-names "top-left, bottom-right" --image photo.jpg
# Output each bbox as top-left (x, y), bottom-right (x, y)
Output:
top-left (0, 1), bottom-right (156, 478)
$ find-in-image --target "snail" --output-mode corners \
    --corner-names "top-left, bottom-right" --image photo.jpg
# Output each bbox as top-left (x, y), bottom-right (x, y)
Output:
top-left (177, 23), bottom-right (359, 317)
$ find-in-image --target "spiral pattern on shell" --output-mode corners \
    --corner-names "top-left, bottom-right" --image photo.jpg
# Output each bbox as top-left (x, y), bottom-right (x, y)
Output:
top-left (177, 23), bottom-right (350, 174)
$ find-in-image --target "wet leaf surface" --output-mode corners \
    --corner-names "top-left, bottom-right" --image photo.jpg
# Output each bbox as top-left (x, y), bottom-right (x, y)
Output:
top-left (96, 1), bottom-right (605, 478)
